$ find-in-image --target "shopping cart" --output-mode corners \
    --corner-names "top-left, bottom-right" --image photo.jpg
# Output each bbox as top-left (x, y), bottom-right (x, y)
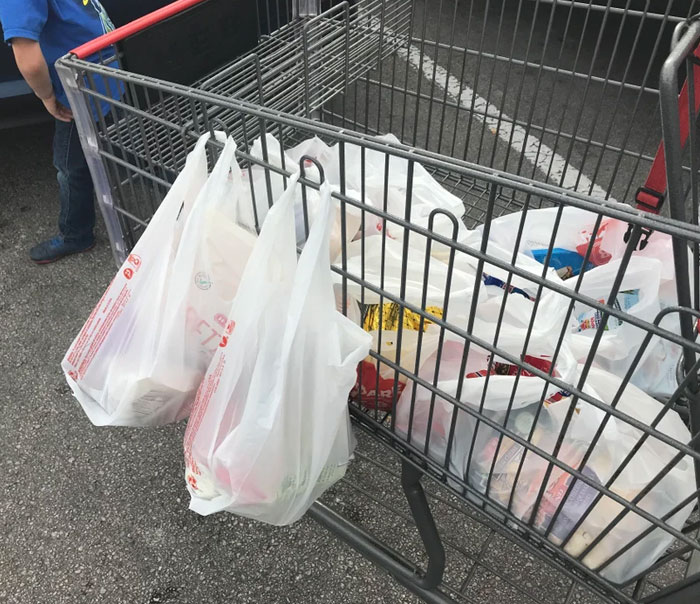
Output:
top-left (56, 0), bottom-right (700, 602)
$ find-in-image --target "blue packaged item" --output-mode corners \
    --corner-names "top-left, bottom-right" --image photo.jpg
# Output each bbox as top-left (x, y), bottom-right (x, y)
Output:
top-left (482, 274), bottom-right (534, 301)
top-left (530, 247), bottom-right (594, 276)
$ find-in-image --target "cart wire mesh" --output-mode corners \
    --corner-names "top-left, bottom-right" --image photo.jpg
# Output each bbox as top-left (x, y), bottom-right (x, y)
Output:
top-left (326, 430), bottom-right (700, 604)
top-left (81, 0), bottom-right (700, 251)
top-left (56, 0), bottom-right (700, 603)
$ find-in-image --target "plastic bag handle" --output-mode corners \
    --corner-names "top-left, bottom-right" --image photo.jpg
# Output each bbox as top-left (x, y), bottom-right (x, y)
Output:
top-left (280, 182), bottom-right (336, 357)
top-left (150, 131), bottom-right (212, 230)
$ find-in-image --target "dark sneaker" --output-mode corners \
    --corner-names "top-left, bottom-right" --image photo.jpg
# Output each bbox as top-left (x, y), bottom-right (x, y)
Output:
top-left (30, 235), bottom-right (95, 264)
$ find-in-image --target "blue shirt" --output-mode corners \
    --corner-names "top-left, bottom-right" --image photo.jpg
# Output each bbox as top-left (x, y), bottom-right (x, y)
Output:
top-left (0, 0), bottom-right (115, 109)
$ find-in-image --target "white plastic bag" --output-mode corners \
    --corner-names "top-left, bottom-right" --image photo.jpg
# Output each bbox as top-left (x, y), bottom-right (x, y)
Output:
top-left (144, 136), bottom-right (257, 411)
top-left (395, 328), bottom-right (578, 485)
top-left (455, 367), bottom-right (694, 586)
top-left (396, 325), bottom-right (578, 429)
top-left (63, 134), bottom-right (255, 426)
top-left (483, 206), bottom-right (679, 285)
top-left (342, 133), bottom-right (468, 242)
top-left (396, 346), bottom-right (695, 583)
top-left (340, 231), bottom-right (486, 411)
top-left (243, 134), bottom-right (363, 259)
top-left (249, 133), bottom-right (470, 246)
top-left (564, 256), bottom-right (678, 396)
top-left (479, 207), bottom-right (683, 397)
top-left (342, 227), bottom-right (571, 414)
top-left (285, 135), bottom-right (337, 182)
top-left (184, 175), bottom-right (371, 525)
top-left (341, 234), bottom-right (484, 325)
top-left (394, 325), bottom-right (580, 512)
top-left (556, 367), bottom-right (695, 583)
top-left (62, 133), bottom-right (210, 424)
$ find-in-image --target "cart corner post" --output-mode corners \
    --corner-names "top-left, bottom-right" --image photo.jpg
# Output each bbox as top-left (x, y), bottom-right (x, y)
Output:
top-left (57, 56), bottom-right (128, 266)
top-left (659, 15), bottom-right (700, 586)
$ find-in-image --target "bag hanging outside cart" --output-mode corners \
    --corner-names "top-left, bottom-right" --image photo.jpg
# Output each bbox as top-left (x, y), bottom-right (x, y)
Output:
top-left (62, 134), bottom-right (256, 426)
top-left (184, 174), bottom-right (371, 525)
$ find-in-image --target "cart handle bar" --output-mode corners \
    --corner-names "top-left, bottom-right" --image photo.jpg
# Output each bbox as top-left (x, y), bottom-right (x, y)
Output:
top-left (70, 0), bottom-right (209, 59)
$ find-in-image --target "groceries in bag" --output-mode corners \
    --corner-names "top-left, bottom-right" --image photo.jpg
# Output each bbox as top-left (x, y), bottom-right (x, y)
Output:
top-left (151, 136), bottom-right (257, 401)
top-left (62, 133), bottom-right (210, 425)
top-left (184, 175), bottom-right (371, 525)
top-left (396, 336), bottom-right (695, 583)
top-left (351, 303), bottom-right (443, 412)
top-left (563, 255), bottom-right (680, 397)
top-left (478, 206), bottom-right (683, 397)
top-left (62, 134), bottom-right (256, 426)
top-left (395, 331), bottom-right (578, 470)
top-left (341, 233), bottom-right (485, 411)
top-left (555, 367), bottom-right (695, 583)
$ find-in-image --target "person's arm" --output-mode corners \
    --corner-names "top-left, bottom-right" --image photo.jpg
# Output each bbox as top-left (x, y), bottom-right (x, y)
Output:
top-left (11, 37), bottom-right (72, 122)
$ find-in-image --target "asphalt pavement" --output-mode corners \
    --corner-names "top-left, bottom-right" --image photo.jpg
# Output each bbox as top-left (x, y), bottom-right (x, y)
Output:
top-left (0, 1), bottom-right (697, 603)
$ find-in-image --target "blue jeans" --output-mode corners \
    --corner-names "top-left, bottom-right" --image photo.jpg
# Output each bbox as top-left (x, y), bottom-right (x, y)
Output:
top-left (54, 119), bottom-right (95, 244)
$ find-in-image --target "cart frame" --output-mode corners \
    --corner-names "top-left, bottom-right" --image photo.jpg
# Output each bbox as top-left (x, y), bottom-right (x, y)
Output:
top-left (57, 1), bottom-right (700, 603)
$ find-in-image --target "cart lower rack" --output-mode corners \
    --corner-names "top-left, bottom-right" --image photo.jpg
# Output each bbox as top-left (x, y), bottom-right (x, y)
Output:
top-left (58, 1), bottom-right (700, 603)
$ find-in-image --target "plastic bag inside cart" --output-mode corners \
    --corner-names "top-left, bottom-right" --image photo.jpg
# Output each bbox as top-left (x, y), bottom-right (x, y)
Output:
top-left (474, 207), bottom-right (684, 398)
top-left (396, 332), bottom-right (695, 583)
top-left (242, 134), bottom-right (364, 259)
top-left (54, 0), bottom-right (700, 598)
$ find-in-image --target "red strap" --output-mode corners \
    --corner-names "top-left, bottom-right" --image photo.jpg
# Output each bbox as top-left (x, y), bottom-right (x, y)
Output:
top-left (636, 43), bottom-right (700, 214)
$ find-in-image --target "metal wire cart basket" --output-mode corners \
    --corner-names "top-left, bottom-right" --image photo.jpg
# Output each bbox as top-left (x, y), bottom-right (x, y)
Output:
top-left (57, 1), bottom-right (700, 602)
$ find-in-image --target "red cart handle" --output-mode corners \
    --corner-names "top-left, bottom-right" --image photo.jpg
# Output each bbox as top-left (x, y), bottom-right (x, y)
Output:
top-left (71, 0), bottom-right (209, 59)
top-left (635, 44), bottom-right (700, 215)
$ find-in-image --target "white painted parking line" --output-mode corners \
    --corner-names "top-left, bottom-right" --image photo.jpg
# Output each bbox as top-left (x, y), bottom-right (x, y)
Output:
top-left (400, 44), bottom-right (614, 201)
